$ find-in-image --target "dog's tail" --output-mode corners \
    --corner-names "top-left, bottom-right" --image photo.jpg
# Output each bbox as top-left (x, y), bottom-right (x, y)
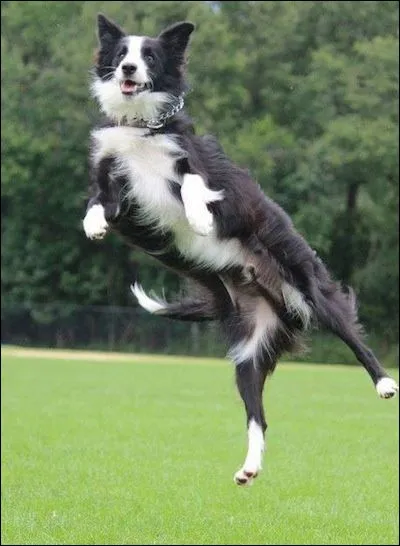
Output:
top-left (131, 282), bottom-right (217, 322)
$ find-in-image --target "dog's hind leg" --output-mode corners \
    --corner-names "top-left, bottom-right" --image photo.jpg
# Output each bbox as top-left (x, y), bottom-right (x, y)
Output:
top-left (233, 360), bottom-right (269, 486)
top-left (225, 296), bottom-right (280, 486)
top-left (311, 284), bottom-right (398, 398)
top-left (332, 326), bottom-right (398, 399)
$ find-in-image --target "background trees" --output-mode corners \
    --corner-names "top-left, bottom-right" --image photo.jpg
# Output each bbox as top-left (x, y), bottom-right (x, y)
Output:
top-left (1, 1), bottom-right (398, 358)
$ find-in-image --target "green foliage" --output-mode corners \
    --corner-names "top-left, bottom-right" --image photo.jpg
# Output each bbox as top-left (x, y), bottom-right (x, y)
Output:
top-left (1, 1), bottom-right (398, 353)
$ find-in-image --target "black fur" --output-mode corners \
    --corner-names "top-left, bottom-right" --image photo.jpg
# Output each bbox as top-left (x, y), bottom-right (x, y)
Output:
top-left (85, 15), bottom-right (397, 483)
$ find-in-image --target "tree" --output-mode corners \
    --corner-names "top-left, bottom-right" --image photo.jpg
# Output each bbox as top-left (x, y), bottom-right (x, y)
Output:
top-left (1, 1), bottom-right (398, 351)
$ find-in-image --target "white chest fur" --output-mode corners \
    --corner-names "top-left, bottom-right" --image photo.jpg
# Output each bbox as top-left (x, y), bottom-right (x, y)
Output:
top-left (92, 127), bottom-right (185, 227)
top-left (91, 126), bottom-right (245, 270)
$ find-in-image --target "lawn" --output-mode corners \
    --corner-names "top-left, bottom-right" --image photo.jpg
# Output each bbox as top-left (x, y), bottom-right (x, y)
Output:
top-left (1, 347), bottom-right (399, 545)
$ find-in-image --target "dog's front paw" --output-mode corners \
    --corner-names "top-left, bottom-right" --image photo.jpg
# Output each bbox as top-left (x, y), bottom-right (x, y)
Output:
top-left (83, 204), bottom-right (109, 240)
top-left (186, 205), bottom-right (214, 236)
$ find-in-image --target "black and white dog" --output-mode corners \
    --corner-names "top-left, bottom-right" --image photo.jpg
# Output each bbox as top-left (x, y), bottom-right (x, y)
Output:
top-left (83, 15), bottom-right (398, 486)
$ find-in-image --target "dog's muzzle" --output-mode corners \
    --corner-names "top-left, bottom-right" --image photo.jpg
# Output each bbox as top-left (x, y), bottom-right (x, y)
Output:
top-left (120, 80), bottom-right (151, 96)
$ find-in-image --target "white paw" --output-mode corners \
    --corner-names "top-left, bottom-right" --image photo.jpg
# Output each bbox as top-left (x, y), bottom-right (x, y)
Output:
top-left (233, 466), bottom-right (261, 487)
top-left (376, 377), bottom-right (398, 399)
top-left (83, 204), bottom-right (109, 240)
top-left (185, 205), bottom-right (214, 236)
top-left (202, 187), bottom-right (225, 204)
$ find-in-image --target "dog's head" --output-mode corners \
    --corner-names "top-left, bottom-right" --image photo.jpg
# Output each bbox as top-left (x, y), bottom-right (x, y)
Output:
top-left (92, 14), bottom-right (195, 123)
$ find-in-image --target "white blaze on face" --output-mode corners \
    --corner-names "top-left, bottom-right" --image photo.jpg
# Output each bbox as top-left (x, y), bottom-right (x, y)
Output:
top-left (115, 36), bottom-right (148, 84)
top-left (92, 37), bottom-right (170, 123)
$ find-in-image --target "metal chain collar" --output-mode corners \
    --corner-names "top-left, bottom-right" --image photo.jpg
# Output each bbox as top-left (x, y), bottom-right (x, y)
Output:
top-left (125, 93), bottom-right (185, 130)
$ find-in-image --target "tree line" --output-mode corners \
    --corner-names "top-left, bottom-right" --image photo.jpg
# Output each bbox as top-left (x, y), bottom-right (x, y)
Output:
top-left (1, 1), bottom-right (398, 357)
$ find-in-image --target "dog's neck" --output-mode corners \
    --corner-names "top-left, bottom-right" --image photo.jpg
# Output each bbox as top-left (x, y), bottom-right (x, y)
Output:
top-left (119, 93), bottom-right (185, 129)
top-left (91, 75), bottom-right (187, 129)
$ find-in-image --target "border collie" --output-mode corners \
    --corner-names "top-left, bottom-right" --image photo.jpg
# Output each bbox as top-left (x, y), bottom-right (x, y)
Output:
top-left (83, 14), bottom-right (398, 486)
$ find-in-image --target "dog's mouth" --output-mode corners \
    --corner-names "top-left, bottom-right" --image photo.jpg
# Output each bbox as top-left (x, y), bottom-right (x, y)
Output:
top-left (120, 80), bottom-right (150, 96)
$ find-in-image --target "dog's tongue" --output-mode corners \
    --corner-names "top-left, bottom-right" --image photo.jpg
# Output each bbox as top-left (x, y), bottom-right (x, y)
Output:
top-left (121, 80), bottom-right (136, 94)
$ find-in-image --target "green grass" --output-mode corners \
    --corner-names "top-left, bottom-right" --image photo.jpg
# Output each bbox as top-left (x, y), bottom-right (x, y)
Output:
top-left (1, 348), bottom-right (399, 545)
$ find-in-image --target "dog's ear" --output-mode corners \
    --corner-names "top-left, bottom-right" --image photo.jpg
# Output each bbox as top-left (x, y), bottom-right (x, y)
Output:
top-left (97, 13), bottom-right (125, 44)
top-left (158, 22), bottom-right (195, 57)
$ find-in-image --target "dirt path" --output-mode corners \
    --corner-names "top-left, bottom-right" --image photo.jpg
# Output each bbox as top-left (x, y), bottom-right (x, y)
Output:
top-left (1, 345), bottom-right (226, 366)
top-left (0, 345), bottom-right (356, 372)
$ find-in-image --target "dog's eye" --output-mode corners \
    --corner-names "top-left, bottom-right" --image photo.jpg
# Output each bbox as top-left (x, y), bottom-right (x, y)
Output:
top-left (117, 47), bottom-right (127, 60)
top-left (144, 54), bottom-right (155, 66)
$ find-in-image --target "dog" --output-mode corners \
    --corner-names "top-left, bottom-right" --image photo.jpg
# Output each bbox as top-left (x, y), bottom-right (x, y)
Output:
top-left (83, 14), bottom-right (398, 486)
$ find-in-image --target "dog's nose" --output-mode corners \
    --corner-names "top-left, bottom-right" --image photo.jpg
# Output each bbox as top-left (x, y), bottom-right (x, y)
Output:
top-left (121, 63), bottom-right (137, 76)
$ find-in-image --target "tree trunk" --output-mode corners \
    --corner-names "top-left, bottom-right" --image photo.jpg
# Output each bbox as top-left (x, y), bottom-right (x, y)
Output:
top-left (341, 182), bottom-right (359, 284)
top-left (347, 182), bottom-right (359, 213)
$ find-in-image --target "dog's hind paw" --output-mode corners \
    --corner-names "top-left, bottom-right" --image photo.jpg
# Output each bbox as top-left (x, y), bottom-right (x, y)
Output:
top-left (83, 204), bottom-right (109, 240)
top-left (376, 377), bottom-right (399, 399)
top-left (233, 467), bottom-right (260, 487)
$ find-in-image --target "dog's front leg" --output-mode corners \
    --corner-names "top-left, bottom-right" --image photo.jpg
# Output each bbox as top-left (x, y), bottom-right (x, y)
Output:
top-left (83, 203), bottom-right (110, 240)
top-left (180, 174), bottom-right (224, 236)
top-left (83, 157), bottom-right (120, 240)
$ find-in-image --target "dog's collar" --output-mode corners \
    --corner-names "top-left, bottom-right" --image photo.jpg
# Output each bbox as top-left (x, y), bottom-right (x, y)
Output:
top-left (121, 93), bottom-right (185, 130)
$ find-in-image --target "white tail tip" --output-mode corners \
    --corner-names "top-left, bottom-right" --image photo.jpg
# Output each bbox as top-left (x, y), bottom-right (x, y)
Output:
top-left (130, 282), bottom-right (166, 314)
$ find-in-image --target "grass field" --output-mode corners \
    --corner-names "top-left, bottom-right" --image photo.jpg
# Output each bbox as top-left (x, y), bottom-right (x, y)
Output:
top-left (1, 347), bottom-right (399, 545)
